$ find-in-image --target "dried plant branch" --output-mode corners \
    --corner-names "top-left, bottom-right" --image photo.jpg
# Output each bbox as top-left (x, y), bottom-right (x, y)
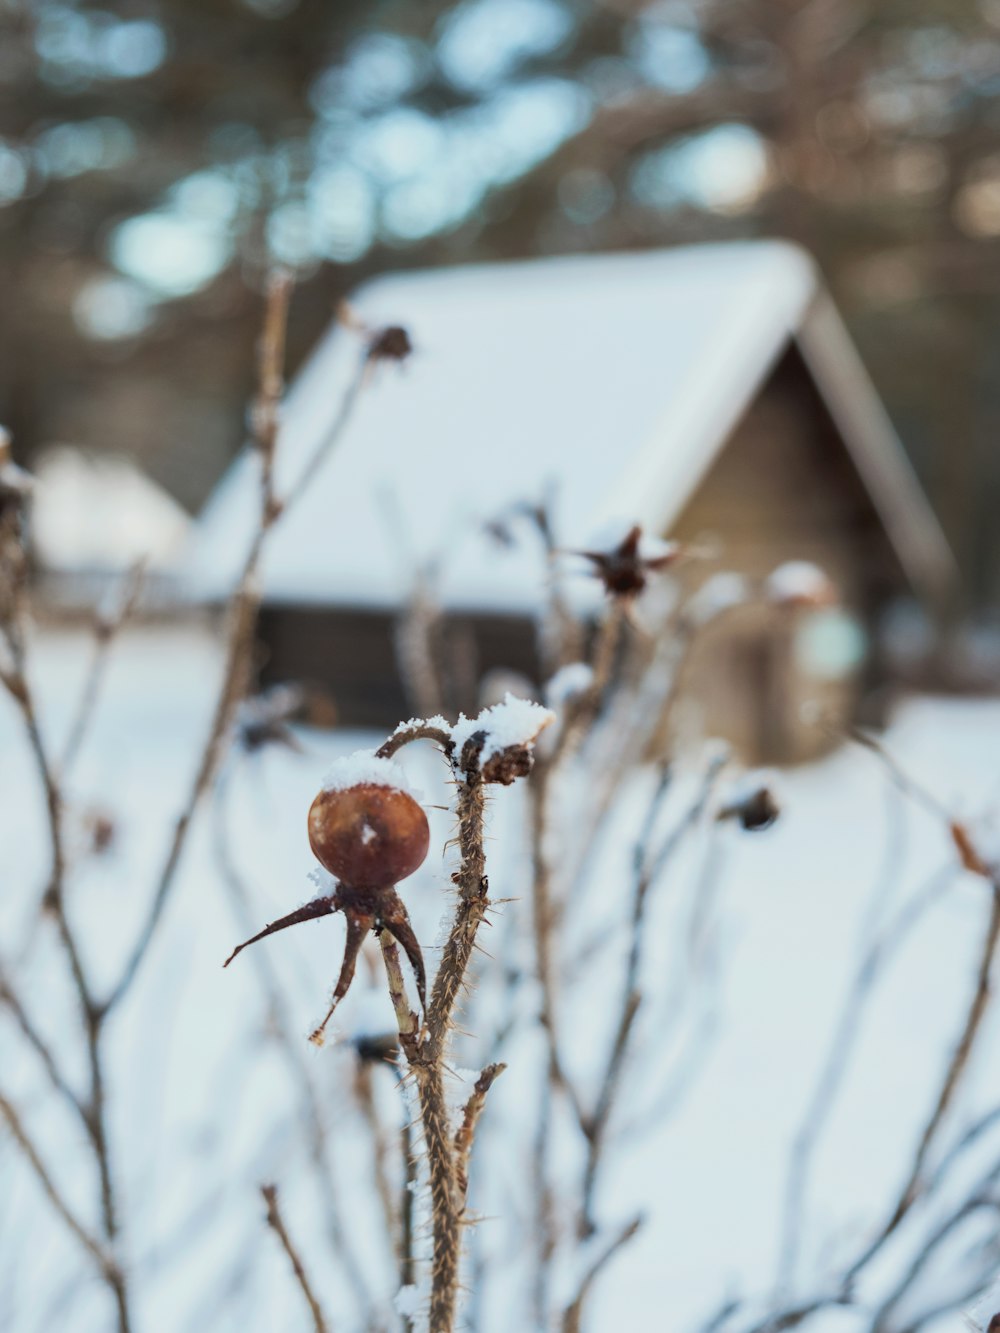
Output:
top-left (260, 1183), bottom-right (330, 1333)
top-left (212, 772), bottom-right (375, 1319)
top-left (107, 273), bottom-right (381, 1012)
top-left (846, 726), bottom-right (951, 824)
top-left (0, 965), bottom-right (85, 1122)
top-left (394, 571), bottom-right (447, 721)
top-left (282, 352), bottom-right (368, 514)
top-left (844, 882), bottom-right (1000, 1288)
top-left (0, 580), bottom-right (125, 1322)
top-left (0, 1091), bottom-right (126, 1323)
top-left (579, 754), bottom-right (723, 1235)
top-left (374, 728), bottom-right (507, 1332)
top-left (354, 1059), bottom-right (400, 1265)
top-left (560, 1214), bottom-right (643, 1333)
top-left (870, 1191), bottom-right (1000, 1333)
top-left (60, 559), bottom-right (146, 779)
top-left (454, 1062), bottom-right (506, 1208)
top-left (777, 861), bottom-right (955, 1291)
top-left (376, 722), bottom-right (452, 762)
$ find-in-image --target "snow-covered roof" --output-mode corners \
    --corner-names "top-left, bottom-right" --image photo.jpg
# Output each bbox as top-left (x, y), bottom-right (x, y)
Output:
top-left (187, 241), bottom-right (955, 614)
top-left (34, 447), bottom-right (190, 573)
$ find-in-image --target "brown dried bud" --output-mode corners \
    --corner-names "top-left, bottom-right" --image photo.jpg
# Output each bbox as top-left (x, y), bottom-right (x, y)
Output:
top-left (367, 324), bottom-right (412, 363)
top-left (950, 820), bottom-right (993, 879)
top-left (575, 524), bottom-right (680, 599)
top-left (718, 784), bottom-right (781, 832)
top-left (308, 782), bottom-right (429, 888)
top-left (481, 746), bottom-right (534, 786)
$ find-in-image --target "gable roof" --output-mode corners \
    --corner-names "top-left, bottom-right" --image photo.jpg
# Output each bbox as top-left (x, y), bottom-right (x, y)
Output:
top-left (186, 241), bottom-right (956, 616)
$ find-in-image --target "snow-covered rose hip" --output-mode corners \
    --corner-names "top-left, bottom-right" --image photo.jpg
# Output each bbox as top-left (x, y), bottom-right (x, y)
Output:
top-left (308, 782), bottom-right (429, 887)
top-left (224, 752), bottom-right (429, 1045)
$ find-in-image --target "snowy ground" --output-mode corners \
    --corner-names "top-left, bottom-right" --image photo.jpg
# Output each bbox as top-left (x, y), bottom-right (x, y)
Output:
top-left (2, 622), bottom-right (1000, 1332)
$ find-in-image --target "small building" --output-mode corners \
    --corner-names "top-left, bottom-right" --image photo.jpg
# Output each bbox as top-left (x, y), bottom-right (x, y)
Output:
top-left (187, 242), bottom-right (957, 763)
top-left (33, 446), bottom-right (191, 611)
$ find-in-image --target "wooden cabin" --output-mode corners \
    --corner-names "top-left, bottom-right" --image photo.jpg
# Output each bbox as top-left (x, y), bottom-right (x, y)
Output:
top-left (186, 242), bottom-right (956, 764)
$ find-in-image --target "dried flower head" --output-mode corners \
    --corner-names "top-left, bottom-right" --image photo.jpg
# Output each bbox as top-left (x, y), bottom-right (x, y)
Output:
top-left (717, 779), bottom-right (781, 832)
top-left (451, 693), bottom-right (555, 784)
top-left (575, 524), bottom-right (680, 598)
top-left (367, 324), bottom-right (413, 364)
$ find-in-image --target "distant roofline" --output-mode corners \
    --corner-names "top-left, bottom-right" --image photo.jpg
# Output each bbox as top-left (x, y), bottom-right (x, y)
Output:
top-left (185, 240), bottom-right (957, 615)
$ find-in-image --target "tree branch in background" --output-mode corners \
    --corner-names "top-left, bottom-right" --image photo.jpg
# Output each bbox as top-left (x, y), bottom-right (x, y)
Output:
top-left (260, 1183), bottom-right (330, 1333)
top-left (560, 1214), bottom-right (643, 1333)
top-left (106, 275), bottom-right (390, 1012)
top-left (60, 558), bottom-right (147, 779)
top-left (0, 1092), bottom-right (126, 1325)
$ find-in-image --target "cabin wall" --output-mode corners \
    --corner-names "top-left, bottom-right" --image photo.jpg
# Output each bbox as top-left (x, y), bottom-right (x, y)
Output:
top-left (257, 346), bottom-right (910, 764)
top-left (258, 604), bottom-right (538, 728)
top-left (666, 345), bottom-right (906, 763)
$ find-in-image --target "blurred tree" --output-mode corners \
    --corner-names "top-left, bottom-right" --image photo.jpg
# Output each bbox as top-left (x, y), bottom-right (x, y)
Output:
top-left (3, 0), bottom-right (1000, 603)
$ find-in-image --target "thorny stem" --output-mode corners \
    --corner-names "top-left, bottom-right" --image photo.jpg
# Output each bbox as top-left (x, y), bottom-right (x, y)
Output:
top-left (375, 732), bottom-right (502, 1333)
top-left (260, 1183), bottom-right (330, 1333)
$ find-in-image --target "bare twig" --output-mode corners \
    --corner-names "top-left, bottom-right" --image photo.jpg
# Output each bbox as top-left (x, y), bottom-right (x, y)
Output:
top-left (0, 966), bottom-right (86, 1121)
top-left (844, 882), bottom-right (1000, 1289)
top-left (0, 1092), bottom-right (125, 1318)
top-left (374, 726), bottom-right (509, 1333)
top-left (579, 754), bottom-right (724, 1235)
top-left (107, 273), bottom-right (381, 1012)
top-left (261, 1183), bottom-right (330, 1333)
top-left (454, 1063), bottom-right (506, 1208)
top-left (777, 861), bottom-right (955, 1291)
top-left (560, 1214), bottom-right (643, 1333)
top-left (60, 559), bottom-right (146, 779)
top-left (212, 769), bottom-right (375, 1318)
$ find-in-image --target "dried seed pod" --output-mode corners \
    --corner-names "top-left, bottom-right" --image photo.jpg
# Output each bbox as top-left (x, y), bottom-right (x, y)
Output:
top-left (717, 781), bottom-right (781, 832)
top-left (308, 782), bottom-right (430, 888)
